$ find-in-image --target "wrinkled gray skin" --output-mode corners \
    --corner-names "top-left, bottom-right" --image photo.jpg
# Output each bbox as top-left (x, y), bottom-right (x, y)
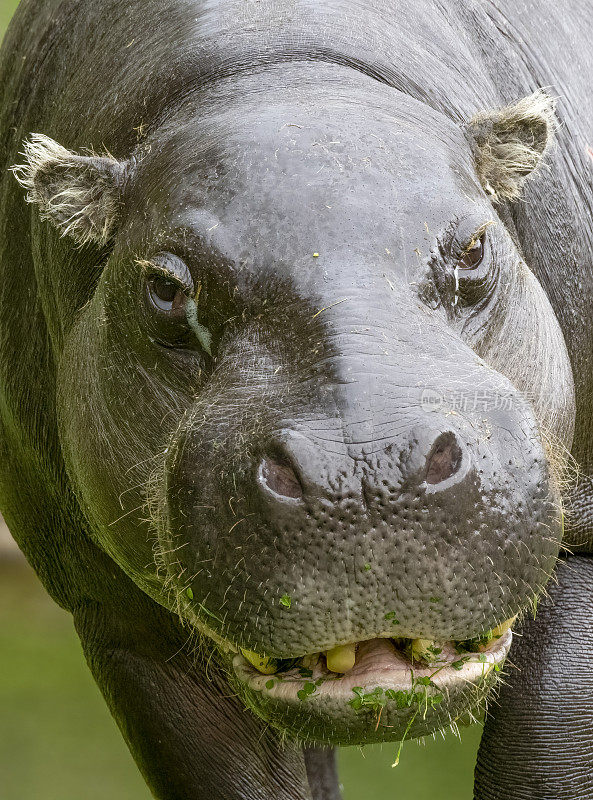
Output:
top-left (0, 1), bottom-right (592, 798)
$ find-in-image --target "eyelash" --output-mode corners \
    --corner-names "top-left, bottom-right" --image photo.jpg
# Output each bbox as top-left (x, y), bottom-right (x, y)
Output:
top-left (135, 255), bottom-right (194, 294)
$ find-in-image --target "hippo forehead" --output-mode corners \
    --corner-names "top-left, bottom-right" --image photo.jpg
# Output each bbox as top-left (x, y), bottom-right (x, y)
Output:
top-left (129, 89), bottom-right (485, 288)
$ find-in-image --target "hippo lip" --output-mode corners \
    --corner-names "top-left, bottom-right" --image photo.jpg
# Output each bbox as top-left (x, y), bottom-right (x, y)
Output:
top-left (232, 631), bottom-right (512, 742)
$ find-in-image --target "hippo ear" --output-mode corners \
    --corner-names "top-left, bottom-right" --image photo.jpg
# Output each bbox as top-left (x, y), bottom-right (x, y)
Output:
top-left (468, 89), bottom-right (557, 202)
top-left (11, 133), bottom-right (126, 246)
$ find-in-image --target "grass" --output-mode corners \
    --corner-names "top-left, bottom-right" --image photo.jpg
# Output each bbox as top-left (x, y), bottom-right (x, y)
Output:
top-left (0, 560), bottom-right (149, 800)
top-left (0, 0), bottom-right (17, 41)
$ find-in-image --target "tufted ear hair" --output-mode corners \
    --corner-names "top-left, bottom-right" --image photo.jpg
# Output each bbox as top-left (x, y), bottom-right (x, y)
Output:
top-left (468, 89), bottom-right (557, 202)
top-left (11, 133), bottom-right (127, 246)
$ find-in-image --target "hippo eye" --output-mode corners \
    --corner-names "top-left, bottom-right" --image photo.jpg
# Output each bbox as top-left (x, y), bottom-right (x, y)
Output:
top-left (148, 276), bottom-right (187, 313)
top-left (458, 232), bottom-right (485, 271)
top-left (145, 273), bottom-right (193, 348)
top-left (144, 272), bottom-right (214, 355)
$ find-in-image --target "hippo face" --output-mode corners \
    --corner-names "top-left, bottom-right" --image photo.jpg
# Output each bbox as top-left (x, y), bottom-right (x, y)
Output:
top-left (15, 78), bottom-right (574, 744)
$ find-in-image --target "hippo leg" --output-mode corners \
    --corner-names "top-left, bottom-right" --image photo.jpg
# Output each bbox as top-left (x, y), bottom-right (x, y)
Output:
top-left (474, 555), bottom-right (593, 799)
top-left (72, 586), bottom-right (319, 800)
top-left (303, 748), bottom-right (341, 800)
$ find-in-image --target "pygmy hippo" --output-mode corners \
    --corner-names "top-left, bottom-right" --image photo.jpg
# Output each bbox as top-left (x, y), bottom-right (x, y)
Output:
top-left (1, 1), bottom-right (592, 798)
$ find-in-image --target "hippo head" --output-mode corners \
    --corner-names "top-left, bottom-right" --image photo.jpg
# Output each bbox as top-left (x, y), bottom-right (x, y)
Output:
top-left (14, 75), bottom-right (574, 745)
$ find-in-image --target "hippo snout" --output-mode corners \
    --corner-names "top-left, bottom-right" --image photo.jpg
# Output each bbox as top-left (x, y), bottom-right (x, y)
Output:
top-left (160, 373), bottom-right (560, 662)
top-left (154, 377), bottom-right (559, 745)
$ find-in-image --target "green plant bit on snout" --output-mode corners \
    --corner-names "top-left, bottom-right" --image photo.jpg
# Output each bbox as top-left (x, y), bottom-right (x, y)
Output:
top-left (297, 682), bottom-right (318, 701)
top-left (348, 687), bottom-right (386, 713)
top-left (279, 594), bottom-right (292, 608)
top-left (185, 291), bottom-right (212, 355)
top-left (392, 709), bottom-right (419, 768)
top-left (451, 656), bottom-right (471, 671)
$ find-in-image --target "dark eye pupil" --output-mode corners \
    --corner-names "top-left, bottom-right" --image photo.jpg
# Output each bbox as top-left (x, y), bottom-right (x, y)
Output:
top-left (459, 235), bottom-right (485, 270)
top-left (148, 276), bottom-right (187, 313)
top-left (153, 278), bottom-right (178, 303)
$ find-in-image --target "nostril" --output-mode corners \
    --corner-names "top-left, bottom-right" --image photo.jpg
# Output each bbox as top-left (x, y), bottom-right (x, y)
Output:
top-left (259, 456), bottom-right (304, 501)
top-left (425, 432), bottom-right (463, 485)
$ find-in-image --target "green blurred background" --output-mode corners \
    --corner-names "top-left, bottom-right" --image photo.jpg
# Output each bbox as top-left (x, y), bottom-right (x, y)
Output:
top-left (0, 1), bottom-right (482, 797)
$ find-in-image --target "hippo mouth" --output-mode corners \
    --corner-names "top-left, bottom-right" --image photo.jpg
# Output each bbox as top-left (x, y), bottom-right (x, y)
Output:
top-left (231, 626), bottom-right (513, 746)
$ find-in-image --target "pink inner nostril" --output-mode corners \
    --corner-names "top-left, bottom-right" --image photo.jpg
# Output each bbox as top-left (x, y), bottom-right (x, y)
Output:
top-left (260, 457), bottom-right (303, 499)
top-left (425, 433), bottom-right (463, 485)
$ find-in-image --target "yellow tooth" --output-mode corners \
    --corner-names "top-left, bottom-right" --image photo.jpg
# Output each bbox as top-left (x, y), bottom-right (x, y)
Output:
top-left (326, 643), bottom-right (356, 673)
top-left (241, 649), bottom-right (278, 675)
top-left (483, 616), bottom-right (517, 650)
top-left (492, 615), bottom-right (517, 637)
top-left (301, 653), bottom-right (320, 670)
top-left (410, 638), bottom-right (439, 664)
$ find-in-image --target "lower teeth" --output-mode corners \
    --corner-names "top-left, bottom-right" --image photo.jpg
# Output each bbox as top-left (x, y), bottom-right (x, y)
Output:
top-left (244, 617), bottom-right (516, 675)
top-left (301, 653), bottom-right (320, 670)
top-left (241, 649), bottom-right (278, 675)
top-left (481, 616), bottom-right (517, 650)
top-left (325, 643), bottom-right (356, 673)
top-left (409, 638), bottom-right (442, 665)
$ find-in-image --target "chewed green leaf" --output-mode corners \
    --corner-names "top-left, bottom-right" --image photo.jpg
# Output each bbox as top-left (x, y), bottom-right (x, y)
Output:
top-left (186, 296), bottom-right (213, 355)
top-left (297, 681), bottom-right (318, 701)
top-left (451, 657), bottom-right (470, 671)
top-left (348, 686), bottom-right (386, 712)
